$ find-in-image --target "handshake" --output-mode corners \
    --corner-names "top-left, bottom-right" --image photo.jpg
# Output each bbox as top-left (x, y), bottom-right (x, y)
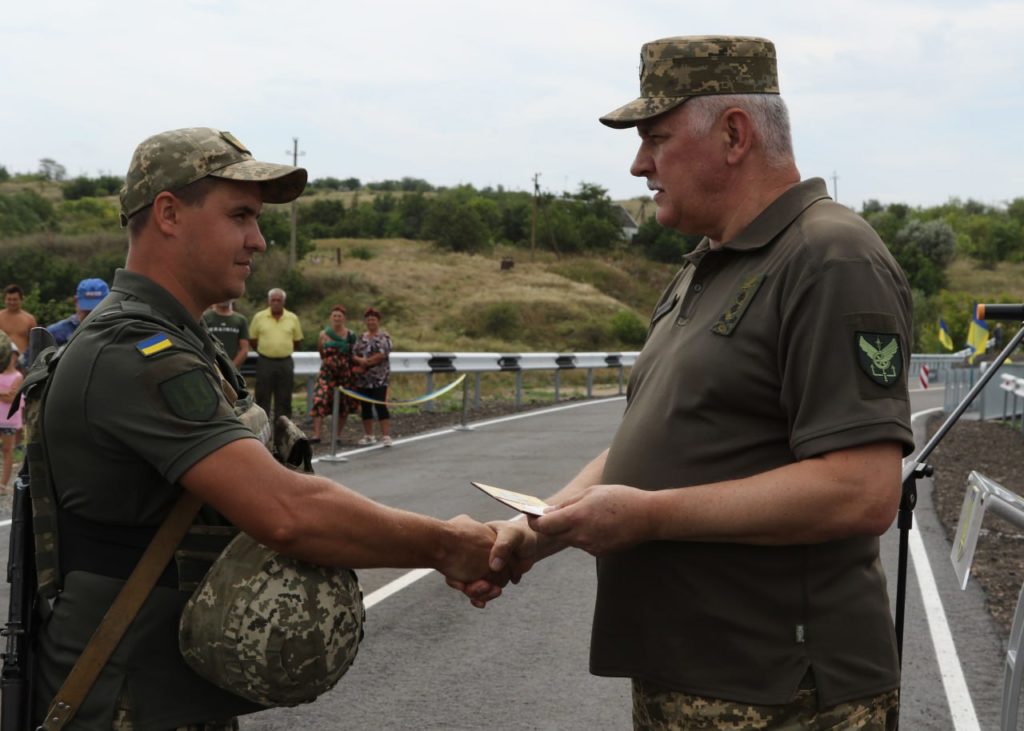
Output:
top-left (439, 514), bottom-right (540, 608)
top-left (437, 476), bottom-right (654, 608)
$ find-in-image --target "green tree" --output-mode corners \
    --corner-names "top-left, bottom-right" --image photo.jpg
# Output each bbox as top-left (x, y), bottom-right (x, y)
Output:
top-left (393, 193), bottom-right (430, 239)
top-left (62, 176), bottom-right (99, 200)
top-left (302, 199), bottom-right (346, 238)
top-left (0, 245), bottom-right (79, 302)
top-left (38, 158), bottom-right (67, 182)
top-left (632, 217), bottom-right (700, 262)
top-left (889, 219), bottom-right (955, 292)
top-left (259, 209), bottom-right (314, 259)
top-left (422, 193), bottom-right (491, 253)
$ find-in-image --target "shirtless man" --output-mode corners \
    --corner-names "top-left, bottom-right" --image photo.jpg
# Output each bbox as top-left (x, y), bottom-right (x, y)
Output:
top-left (0, 284), bottom-right (38, 368)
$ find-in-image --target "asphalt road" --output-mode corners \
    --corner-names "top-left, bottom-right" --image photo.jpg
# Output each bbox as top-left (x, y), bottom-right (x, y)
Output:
top-left (0, 386), bottom-right (1013, 729)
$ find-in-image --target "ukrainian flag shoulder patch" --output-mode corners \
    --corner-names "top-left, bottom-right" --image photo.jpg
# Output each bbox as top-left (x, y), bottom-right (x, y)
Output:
top-left (136, 333), bottom-right (174, 357)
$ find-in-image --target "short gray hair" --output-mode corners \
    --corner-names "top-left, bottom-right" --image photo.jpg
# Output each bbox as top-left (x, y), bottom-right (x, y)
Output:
top-left (268, 288), bottom-right (286, 301)
top-left (684, 94), bottom-right (794, 167)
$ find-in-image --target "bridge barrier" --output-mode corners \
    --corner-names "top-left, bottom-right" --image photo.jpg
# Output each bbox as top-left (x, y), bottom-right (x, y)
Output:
top-left (235, 350), bottom-right (985, 415)
top-left (242, 350), bottom-right (640, 413)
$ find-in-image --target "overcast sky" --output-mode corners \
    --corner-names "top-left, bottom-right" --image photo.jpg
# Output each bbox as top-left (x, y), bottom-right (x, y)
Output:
top-left (3, 0), bottom-right (1023, 210)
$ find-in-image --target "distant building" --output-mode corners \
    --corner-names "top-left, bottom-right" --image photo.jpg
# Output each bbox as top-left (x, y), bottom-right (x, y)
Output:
top-left (612, 204), bottom-right (639, 240)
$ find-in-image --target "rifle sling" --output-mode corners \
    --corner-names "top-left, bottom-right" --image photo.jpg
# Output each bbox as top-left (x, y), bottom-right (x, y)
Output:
top-left (38, 491), bottom-right (204, 731)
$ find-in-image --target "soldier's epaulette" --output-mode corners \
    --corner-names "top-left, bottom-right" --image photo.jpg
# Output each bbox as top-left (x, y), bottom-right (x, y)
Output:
top-left (136, 333), bottom-right (174, 357)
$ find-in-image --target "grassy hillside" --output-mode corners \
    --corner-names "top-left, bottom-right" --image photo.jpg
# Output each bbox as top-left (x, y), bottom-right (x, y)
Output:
top-left (946, 259), bottom-right (1024, 299)
top-left (262, 238), bottom-right (677, 353)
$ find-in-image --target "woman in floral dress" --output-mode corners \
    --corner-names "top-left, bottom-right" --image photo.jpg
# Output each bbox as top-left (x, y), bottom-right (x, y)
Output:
top-left (352, 307), bottom-right (393, 446)
top-left (310, 305), bottom-right (358, 443)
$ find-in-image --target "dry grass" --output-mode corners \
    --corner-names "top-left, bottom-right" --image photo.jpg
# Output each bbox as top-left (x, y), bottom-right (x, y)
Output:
top-left (300, 238), bottom-right (673, 352)
top-left (947, 258), bottom-right (1024, 299)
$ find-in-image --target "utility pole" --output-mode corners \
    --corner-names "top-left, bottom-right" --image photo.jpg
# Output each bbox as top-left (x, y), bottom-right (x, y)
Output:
top-left (530, 173), bottom-right (540, 261)
top-left (831, 171), bottom-right (839, 204)
top-left (285, 137), bottom-right (305, 267)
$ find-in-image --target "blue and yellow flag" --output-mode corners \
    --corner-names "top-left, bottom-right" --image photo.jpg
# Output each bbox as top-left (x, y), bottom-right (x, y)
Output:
top-left (938, 319), bottom-right (954, 351)
top-left (966, 316), bottom-right (989, 363)
top-left (136, 333), bottom-right (173, 357)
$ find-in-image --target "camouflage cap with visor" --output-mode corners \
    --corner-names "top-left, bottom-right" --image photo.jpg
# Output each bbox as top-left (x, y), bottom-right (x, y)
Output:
top-left (119, 127), bottom-right (308, 226)
top-left (599, 35), bottom-right (779, 129)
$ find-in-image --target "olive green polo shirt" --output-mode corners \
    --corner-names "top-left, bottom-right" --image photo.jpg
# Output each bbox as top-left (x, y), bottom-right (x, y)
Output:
top-left (593, 179), bottom-right (913, 707)
top-left (36, 269), bottom-right (261, 729)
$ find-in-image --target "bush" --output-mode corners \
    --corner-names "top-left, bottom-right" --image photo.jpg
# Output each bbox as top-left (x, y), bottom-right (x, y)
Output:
top-left (57, 197), bottom-right (119, 234)
top-left (349, 245), bottom-right (374, 260)
top-left (609, 310), bottom-right (647, 347)
top-left (632, 217), bottom-right (701, 262)
top-left (464, 302), bottom-right (521, 340)
top-left (0, 190), bottom-right (58, 237)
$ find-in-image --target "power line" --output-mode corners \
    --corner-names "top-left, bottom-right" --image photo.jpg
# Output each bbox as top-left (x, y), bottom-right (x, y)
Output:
top-left (285, 137), bottom-right (306, 267)
top-left (530, 172), bottom-right (540, 262)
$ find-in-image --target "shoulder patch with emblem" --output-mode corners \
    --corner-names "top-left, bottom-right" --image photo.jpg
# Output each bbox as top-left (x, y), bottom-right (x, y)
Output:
top-left (136, 333), bottom-right (174, 357)
top-left (160, 368), bottom-right (220, 421)
top-left (857, 332), bottom-right (902, 386)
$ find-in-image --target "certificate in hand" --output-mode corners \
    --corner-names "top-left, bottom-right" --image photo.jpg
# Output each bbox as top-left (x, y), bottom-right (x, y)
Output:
top-left (471, 481), bottom-right (549, 516)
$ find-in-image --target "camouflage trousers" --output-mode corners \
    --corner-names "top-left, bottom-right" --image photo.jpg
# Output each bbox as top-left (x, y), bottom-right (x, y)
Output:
top-left (632, 679), bottom-right (899, 731)
top-left (112, 693), bottom-right (239, 731)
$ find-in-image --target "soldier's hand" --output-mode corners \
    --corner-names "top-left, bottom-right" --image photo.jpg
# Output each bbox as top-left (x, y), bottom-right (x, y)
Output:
top-left (439, 515), bottom-right (509, 599)
top-left (447, 518), bottom-right (538, 609)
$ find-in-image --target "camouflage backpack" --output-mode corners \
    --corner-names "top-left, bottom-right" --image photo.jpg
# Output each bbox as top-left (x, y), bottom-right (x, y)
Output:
top-left (178, 416), bottom-right (365, 707)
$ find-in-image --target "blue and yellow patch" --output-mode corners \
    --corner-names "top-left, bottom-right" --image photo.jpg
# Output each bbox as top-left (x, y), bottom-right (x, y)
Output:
top-left (136, 333), bottom-right (174, 357)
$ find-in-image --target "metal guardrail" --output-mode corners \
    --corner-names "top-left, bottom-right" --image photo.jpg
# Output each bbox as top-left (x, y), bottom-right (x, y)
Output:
top-left (951, 472), bottom-right (1024, 731)
top-left (943, 362), bottom-right (1024, 419)
top-left (241, 350), bottom-right (640, 411)
top-left (235, 350), bottom-right (965, 411)
top-left (910, 352), bottom-right (968, 385)
top-left (998, 374), bottom-right (1024, 430)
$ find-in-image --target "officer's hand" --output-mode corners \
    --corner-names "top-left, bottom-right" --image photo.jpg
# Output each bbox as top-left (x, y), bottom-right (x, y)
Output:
top-left (528, 484), bottom-right (652, 556)
top-left (439, 515), bottom-right (510, 597)
top-left (447, 518), bottom-right (538, 609)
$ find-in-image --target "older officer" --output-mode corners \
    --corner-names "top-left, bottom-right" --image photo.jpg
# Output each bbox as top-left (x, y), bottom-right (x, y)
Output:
top-left (34, 128), bottom-right (498, 730)
top-left (459, 37), bottom-right (913, 730)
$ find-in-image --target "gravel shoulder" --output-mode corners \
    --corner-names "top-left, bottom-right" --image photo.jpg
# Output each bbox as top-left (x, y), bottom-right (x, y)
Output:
top-left (927, 414), bottom-right (1024, 636)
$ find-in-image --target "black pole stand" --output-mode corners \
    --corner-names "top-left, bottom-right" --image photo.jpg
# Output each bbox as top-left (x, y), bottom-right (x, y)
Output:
top-left (895, 322), bottom-right (1024, 664)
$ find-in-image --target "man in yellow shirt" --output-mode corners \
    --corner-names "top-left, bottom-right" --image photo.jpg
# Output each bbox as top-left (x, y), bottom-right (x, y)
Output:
top-left (249, 287), bottom-right (303, 419)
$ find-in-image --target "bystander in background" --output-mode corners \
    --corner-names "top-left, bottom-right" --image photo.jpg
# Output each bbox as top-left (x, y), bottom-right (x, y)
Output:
top-left (203, 300), bottom-right (250, 368)
top-left (249, 287), bottom-right (303, 419)
top-left (0, 333), bottom-right (23, 490)
top-left (352, 307), bottom-right (392, 446)
top-left (0, 284), bottom-right (37, 369)
top-left (46, 278), bottom-right (110, 346)
top-left (310, 305), bottom-right (358, 443)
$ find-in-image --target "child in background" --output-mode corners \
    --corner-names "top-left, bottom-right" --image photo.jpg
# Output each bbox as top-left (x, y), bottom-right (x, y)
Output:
top-left (0, 344), bottom-right (24, 490)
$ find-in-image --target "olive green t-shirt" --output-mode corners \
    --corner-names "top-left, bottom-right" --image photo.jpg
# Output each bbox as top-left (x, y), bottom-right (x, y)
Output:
top-left (594, 179), bottom-right (913, 707)
top-left (35, 269), bottom-right (261, 730)
top-left (202, 310), bottom-right (249, 363)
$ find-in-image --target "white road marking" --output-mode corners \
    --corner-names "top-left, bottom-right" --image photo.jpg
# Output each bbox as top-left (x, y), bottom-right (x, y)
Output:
top-left (0, 399), bottom-right (992, 727)
top-left (364, 568), bottom-right (434, 609)
top-left (909, 407), bottom-right (980, 730)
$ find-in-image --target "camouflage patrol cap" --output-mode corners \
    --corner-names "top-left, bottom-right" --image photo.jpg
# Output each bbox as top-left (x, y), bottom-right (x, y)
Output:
top-left (179, 532), bottom-right (364, 707)
top-left (119, 127), bottom-right (308, 226)
top-left (600, 36), bottom-right (779, 129)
